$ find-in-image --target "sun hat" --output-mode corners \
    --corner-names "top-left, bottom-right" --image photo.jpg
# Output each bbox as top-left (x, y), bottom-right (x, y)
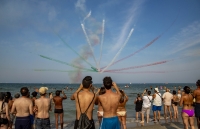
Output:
top-left (154, 88), bottom-right (159, 92)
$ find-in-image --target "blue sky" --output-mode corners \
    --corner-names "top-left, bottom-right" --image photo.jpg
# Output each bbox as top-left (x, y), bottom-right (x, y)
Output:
top-left (0, 0), bottom-right (200, 83)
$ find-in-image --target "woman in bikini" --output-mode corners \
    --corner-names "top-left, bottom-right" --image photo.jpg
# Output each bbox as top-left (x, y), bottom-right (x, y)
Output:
top-left (0, 93), bottom-right (11, 129)
top-left (97, 87), bottom-right (106, 125)
top-left (117, 90), bottom-right (128, 129)
top-left (180, 86), bottom-right (195, 129)
top-left (172, 90), bottom-right (179, 121)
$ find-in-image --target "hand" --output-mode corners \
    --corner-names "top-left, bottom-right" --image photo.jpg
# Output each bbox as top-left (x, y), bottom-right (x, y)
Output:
top-left (79, 83), bottom-right (83, 89)
top-left (112, 82), bottom-right (117, 87)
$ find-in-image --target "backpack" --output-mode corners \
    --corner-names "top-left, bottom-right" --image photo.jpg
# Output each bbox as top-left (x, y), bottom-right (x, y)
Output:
top-left (77, 91), bottom-right (95, 129)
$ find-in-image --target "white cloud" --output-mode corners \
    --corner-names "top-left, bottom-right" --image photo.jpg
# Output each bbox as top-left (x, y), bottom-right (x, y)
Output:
top-left (169, 21), bottom-right (200, 55)
top-left (75, 0), bottom-right (86, 12)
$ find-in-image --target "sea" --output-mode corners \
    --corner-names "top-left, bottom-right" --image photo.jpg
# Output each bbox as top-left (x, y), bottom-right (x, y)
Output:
top-left (0, 83), bottom-right (196, 128)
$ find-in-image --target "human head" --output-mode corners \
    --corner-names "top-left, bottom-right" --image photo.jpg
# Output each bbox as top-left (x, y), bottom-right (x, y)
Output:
top-left (31, 91), bottom-right (37, 97)
top-left (147, 91), bottom-right (151, 95)
top-left (82, 76), bottom-right (93, 89)
top-left (103, 76), bottom-right (113, 90)
top-left (14, 93), bottom-right (20, 98)
top-left (99, 87), bottom-right (106, 95)
top-left (5, 92), bottom-right (12, 102)
top-left (154, 88), bottom-right (159, 93)
top-left (0, 92), bottom-right (5, 101)
top-left (137, 93), bottom-right (141, 97)
top-left (172, 90), bottom-right (176, 95)
top-left (55, 90), bottom-right (61, 96)
top-left (39, 87), bottom-right (48, 96)
top-left (183, 86), bottom-right (190, 94)
top-left (20, 87), bottom-right (29, 96)
top-left (166, 88), bottom-right (170, 92)
top-left (120, 90), bottom-right (125, 103)
top-left (196, 80), bottom-right (200, 87)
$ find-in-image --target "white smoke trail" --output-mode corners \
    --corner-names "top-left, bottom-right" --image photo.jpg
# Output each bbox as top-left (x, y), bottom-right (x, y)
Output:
top-left (98, 19), bottom-right (105, 70)
top-left (81, 23), bottom-right (98, 67)
top-left (101, 28), bottom-right (134, 73)
top-left (83, 10), bottom-right (91, 22)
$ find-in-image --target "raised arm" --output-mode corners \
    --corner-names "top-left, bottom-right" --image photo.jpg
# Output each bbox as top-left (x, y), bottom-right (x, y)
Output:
top-left (112, 82), bottom-right (121, 95)
top-left (142, 89), bottom-right (147, 97)
top-left (62, 90), bottom-right (67, 99)
top-left (71, 84), bottom-right (83, 100)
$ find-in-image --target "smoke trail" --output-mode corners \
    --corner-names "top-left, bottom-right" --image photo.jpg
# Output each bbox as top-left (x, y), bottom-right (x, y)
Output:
top-left (105, 71), bottom-right (165, 74)
top-left (81, 23), bottom-right (98, 67)
top-left (101, 28), bottom-right (134, 73)
top-left (39, 55), bottom-right (95, 72)
top-left (34, 69), bottom-right (95, 72)
top-left (105, 59), bottom-right (172, 72)
top-left (83, 11), bottom-right (91, 22)
top-left (98, 19), bottom-right (105, 70)
top-left (53, 30), bottom-right (94, 68)
top-left (101, 13), bottom-right (179, 69)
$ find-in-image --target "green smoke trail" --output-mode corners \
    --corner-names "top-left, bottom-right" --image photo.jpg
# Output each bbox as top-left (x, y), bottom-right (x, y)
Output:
top-left (39, 55), bottom-right (96, 72)
top-left (53, 31), bottom-right (94, 68)
top-left (34, 69), bottom-right (96, 72)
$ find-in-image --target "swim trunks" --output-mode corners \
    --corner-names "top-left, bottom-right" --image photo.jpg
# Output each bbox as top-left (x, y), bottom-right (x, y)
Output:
top-left (195, 103), bottom-right (200, 117)
top-left (15, 116), bottom-right (31, 129)
top-left (54, 109), bottom-right (63, 113)
top-left (35, 118), bottom-right (50, 129)
top-left (74, 119), bottom-right (95, 129)
top-left (152, 105), bottom-right (162, 111)
top-left (100, 116), bottom-right (120, 129)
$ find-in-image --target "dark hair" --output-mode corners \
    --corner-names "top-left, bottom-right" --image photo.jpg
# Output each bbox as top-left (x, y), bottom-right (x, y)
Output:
top-left (147, 91), bottom-right (151, 95)
top-left (137, 94), bottom-right (141, 97)
top-left (99, 87), bottom-right (106, 95)
top-left (172, 90), bottom-right (176, 95)
top-left (4, 92), bottom-right (12, 102)
top-left (82, 76), bottom-right (93, 88)
top-left (20, 87), bottom-right (29, 96)
top-left (31, 91), bottom-right (37, 97)
top-left (184, 86), bottom-right (190, 94)
top-left (119, 90), bottom-right (125, 103)
top-left (196, 80), bottom-right (200, 86)
top-left (55, 90), bottom-right (61, 96)
top-left (103, 77), bottom-right (113, 90)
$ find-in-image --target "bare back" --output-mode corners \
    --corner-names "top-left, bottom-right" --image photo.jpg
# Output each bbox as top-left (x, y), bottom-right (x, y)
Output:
top-left (35, 97), bottom-right (51, 118)
top-left (11, 97), bottom-right (33, 117)
top-left (194, 88), bottom-right (200, 103)
top-left (99, 91), bottom-right (121, 118)
top-left (180, 94), bottom-right (194, 110)
top-left (53, 96), bottom-right (64, 109)
top-left (74, 91), bottom-right (96, 120)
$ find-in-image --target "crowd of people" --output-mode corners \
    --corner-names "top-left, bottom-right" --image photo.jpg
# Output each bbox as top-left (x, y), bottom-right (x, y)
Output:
top-left (0, 77), bottom-right (200, 129)
top-left (134, 80), bottom-right (200, 129)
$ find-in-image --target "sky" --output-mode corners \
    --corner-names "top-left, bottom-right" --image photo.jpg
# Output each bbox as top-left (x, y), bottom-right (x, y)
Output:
top-left (0, 0), bottom-right (200, 83)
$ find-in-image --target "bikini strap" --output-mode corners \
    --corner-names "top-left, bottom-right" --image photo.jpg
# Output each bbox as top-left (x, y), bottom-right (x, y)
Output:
top-left (77, 91), bottom-right (95, 113)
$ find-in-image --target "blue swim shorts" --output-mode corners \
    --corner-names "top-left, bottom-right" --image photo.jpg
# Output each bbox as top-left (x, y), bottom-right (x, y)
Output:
top-left (100, 116), bottom-right (120, 129)
top-left (152, 105), bottom-right (162, 111)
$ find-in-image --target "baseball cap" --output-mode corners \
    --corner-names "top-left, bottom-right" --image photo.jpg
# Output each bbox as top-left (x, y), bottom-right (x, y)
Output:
top-left (39, 87), bottom-right (48, 95)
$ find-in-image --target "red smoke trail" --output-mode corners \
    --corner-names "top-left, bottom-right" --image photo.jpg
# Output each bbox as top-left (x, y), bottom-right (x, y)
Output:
top-left (101, 13), bottom-right (179, 70)
top-left (100, 35), bottom-right (161, 69)
top-left (104, 59), bottom-right (172, 72)
top-left (105, 71), bottom-right (165, 74)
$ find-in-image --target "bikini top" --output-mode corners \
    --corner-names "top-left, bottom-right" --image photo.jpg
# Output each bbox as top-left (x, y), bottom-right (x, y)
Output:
top-left (77, 91), bottom-right (95, 115)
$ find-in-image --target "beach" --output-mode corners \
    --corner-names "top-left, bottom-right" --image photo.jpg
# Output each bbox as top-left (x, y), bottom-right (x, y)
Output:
top-left (0, 83), bottom-right (197, 129)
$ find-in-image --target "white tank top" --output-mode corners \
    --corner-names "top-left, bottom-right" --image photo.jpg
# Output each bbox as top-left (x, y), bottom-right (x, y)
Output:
top-left (153, 93), bottom-right (162, 106)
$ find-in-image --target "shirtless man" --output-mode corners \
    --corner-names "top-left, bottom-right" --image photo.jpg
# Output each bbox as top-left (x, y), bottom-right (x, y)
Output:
top-left (98, 76), bottom-right (121, 129)
top-left (162, 89), bottom-right (173, 120)
top-left (53, 90), bottom-right (67, 129)
top-left (71, 76), bottom-right (97, 129)
top-left (193, 80), bottom-right (200, 129)
top-left (11, 87), bottom-right (33, 129)
top-left (34, 87), bottom-right (51, 129)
